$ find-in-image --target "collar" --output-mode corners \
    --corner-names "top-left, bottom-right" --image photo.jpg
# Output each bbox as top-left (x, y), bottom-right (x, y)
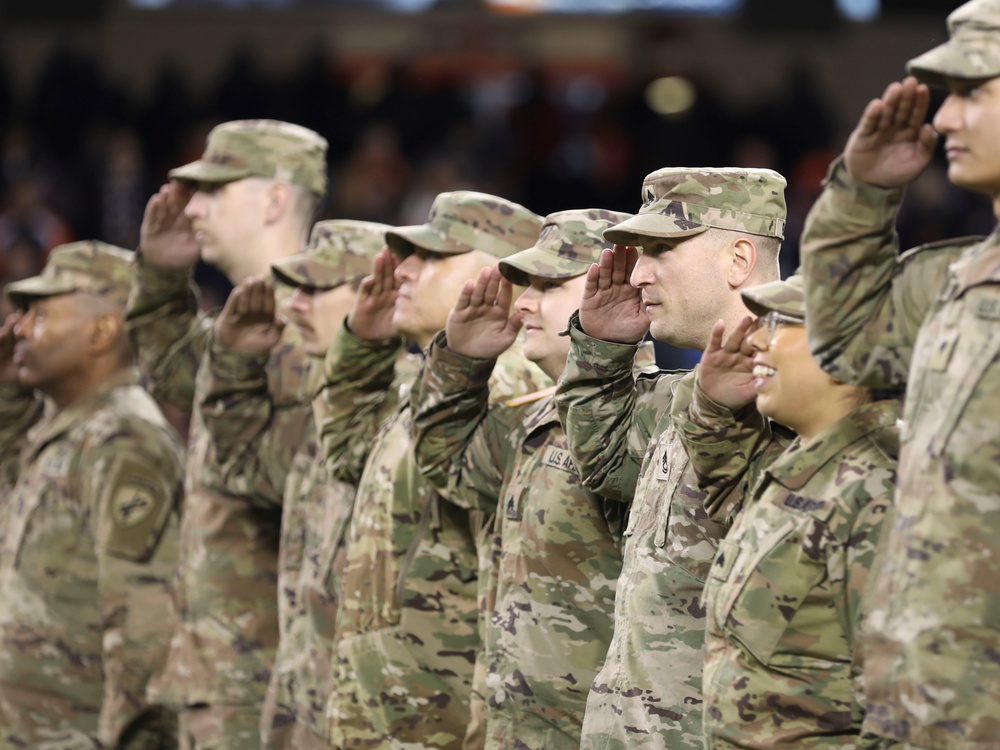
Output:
top-left (952, 229), bottom-right (1000, 295)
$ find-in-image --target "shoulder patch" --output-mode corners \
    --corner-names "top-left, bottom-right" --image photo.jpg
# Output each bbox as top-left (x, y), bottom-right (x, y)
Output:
top-left (504, 385), bottom-right (558, 408)
top-left (98, 456), bottom-right (177, 563)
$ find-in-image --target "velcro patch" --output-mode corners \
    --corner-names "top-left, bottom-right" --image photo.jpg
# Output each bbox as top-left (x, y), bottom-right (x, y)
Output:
top-left (99, 457), bottom-right (175, 563)
top-left (975, 297), bottom-right (1000, 320)
top-left (542, 445), bottom-right (577, 474)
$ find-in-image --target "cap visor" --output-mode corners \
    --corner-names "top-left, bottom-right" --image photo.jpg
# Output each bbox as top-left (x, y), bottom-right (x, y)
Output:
top-left (498, 246), bottom-right (591, 286)
top-left (386, 224), bottom-right (473, 258)
top-left (4, 276), bottom-right (78, 309)
top-left (740, 279), bottom-right (805, 319)
top-left (907, 41), bottom-right (1000, 87)
top-left (603, 214), bottom-right (708, 247)
top-left (169, 160), bottom-right (251, 185)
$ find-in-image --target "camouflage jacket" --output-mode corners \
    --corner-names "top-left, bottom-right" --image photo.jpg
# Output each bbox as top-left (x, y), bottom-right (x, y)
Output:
top-left (411, 332), bottom-right (653, 749)
top-left (801, 158), bottom-right (1000, 749)
top-left (317, 325), bottom-right (549, 749)
top-left (678, 382), bottom-right (898, 749)
top-left (0, 369), bottom-right (182, 749)
top-left (554, 312), bottom-right (784, 749)
top-left (197, 340), bottom-right (348, 749)
top-left (126, 255), bottom-right (314, 708)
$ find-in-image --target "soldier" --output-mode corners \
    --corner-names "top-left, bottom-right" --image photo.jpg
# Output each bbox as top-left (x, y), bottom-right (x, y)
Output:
top-left (0, 241), bottom-right (183, 749)
top-left (196, 220), bottom-right (389, 749)
top-left (410, 208), bottom-right (661, 748)
top-left (799, 0), bottom-right (1000, 745)
top-left (675, 275), bottom-right (898, 748)
top-left (318, 191), bottom-right (551, 749)
top-left (125, 120), bottom-right (328, 749)
top-left (552, 168), bottom-right (789, 748)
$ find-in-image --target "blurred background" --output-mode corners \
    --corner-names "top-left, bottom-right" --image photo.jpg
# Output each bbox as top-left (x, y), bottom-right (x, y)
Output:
top-left (0, 0), bottom-right (993, 365)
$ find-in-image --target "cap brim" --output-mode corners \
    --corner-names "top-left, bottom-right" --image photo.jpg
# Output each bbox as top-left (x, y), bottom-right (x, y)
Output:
top-left (906, 40), bottom-right (1000, 87)
top-left (740, 279), bottom-right (805, 319)
top-left (4, 275), bottom-right (79, 309)
top-left (271, 257), bottom-right (341, 290)
top-left (385, 224), bottom-right (472, 258)
top-left (169, 159), bottom-right (251, 185)
top-left (498, 246), bottom-right (590, 286)
top-left (603, 214), bottom-right (708, 247)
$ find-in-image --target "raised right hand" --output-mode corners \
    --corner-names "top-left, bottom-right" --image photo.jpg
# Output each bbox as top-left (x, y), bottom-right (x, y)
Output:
top-left (346, 247), bottom-right (399, 341)
top-left (579, 245), bottom-right (650, 344)
top-left (445, 266), bottom-right (520, 360)
top-left (139, 182), bottom-right (200, 268)
top-left (697, 317), bottom-right (757, 411)
top-left (0, 312), bottom-right (20, 384)
top-left (214, 277), bottom-right (285, 354)
top-left (844, 76), bottom-right (939, 188)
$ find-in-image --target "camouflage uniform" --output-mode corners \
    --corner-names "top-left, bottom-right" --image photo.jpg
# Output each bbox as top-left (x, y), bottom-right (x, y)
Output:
top-left (318, 191), bottom-right (552, 749)
top-left (554, 169), bottom-right (788, 749)
top-left (677, 275), bottom-right (899, 749)
top-left (197, 220), bottom-right (388, 750)
top-left (801, 144), bottom-right (1000, 750)
top-left (0, 242), bottom-right (183, 749)
top-left (411, 209), bottom-right (652, 749)
top-left (125, 120), bottom-right (328, 748)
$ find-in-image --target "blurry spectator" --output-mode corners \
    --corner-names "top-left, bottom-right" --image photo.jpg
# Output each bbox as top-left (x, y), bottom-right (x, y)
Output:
top-left (97, 128), bottom-right (152, 250)
top-left (331, 121), bottom-right (412, 222)
top-left (0, 174), bottom-right (73, 259)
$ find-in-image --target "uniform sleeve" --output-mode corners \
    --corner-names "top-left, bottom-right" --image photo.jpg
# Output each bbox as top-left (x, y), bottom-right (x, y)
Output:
top-left (124, 253), bottom-right (214, 411)
top-left (800, 157), bottom-right (975, 389)
top-left (85, 424), bottom-right (183, 747)
top-left (411, 331), bottom-right (518, 513)
top-left (553, 312), bottom-right (672, 502)
top-left (0, 382), bottom-right (43, 491)
top-left (313, 322), bottom-right (406, 485)
top-left (676, 379), bottom-right (789, 524)
top-left (197, 339), bottom-right (313, 506)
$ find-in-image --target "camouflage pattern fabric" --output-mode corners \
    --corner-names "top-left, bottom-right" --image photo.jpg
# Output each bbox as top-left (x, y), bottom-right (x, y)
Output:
top-left (317, 324), bottom-right (550, 749)
top-left (800, 157), bottom-right (1000, 748)
top-left (0, 382), bottom-right (43, 493)
top-left (177, 704), bottom-right (262, 750)
top-left (678, 382), bottom-right (899, 748)
top-left (168, 119), bottom-right (328, 196)
top-left (126, 255), bottom-right (314, 727)
top-left (5, 240), bottom-right (136, 309)
top-left (411, 332), bottom-right (654, 749)
top-left (554, 312), bottom-right (781, 749)
top-left (0, 368), bottom-right (182, 749)
top-left (197, 340), bottom-right (361, 749)
top-left (905, 0), bottom-right (1000, 88)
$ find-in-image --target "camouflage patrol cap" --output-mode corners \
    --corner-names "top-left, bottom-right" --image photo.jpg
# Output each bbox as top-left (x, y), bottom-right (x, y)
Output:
top-left (5, 241), bottom-right (134, 310)
top-left (907, 0), bottom-right (1000, 87)
top-left (741, 273), bottom-right (805, 319)
top-left (385, 191), bottom-right (543, 261)
top-left (604, 167), bottom-right (787, 247)
top-left (498, 208), bottom-right (632, 286)
top-left (169, 119), bottom-right (328, 196)
top-left (272, 220), bottom-right (390, 291)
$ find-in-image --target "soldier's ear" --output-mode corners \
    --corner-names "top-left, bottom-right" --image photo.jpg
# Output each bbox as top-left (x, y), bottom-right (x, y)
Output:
top-left (727, 237), bottom-right (757, 289)
top-left (88, 311), bottom-right (126, 357)
top-left (264, 181), bottom-right (291, 225)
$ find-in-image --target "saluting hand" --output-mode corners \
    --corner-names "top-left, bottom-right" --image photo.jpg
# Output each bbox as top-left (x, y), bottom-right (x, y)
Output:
top-left (139, 182), bottom-right (200, 269)
top-left (346, 246), bottom-right (399, 341)
top-left (446, 266), bottom-right (520, 360)
top-left (214, 276), bottom-right (285, 354)
top-left (845, 76), bottom-right (939, 188)
top-left (0, 312), bottom-right (21, 384)
top-left (697, 317), bottom-right (758, 411)
top-left (579, 245), bottom-right (650, 344)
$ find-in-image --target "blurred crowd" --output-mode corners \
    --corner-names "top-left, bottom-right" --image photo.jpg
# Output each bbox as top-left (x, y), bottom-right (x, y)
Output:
top-left (0, 41), bottom-right (995, 327)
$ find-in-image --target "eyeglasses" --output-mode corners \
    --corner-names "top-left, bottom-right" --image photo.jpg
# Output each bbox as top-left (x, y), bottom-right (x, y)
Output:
top-left (750, 310), bottom-right (804, 344)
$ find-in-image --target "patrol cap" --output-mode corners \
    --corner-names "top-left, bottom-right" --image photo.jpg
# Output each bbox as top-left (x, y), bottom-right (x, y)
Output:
top-left (603, 167), bottom-right (787, 247)
top-left (741, 273), bottom-right (805, 319)
top-left (169, 119), bottom-right (329, 196)
top-left (271, 220), bottom-right (390, 291)
top-left (498, 208), bottom-right (632, 286)
top-left (385, 191), bottom-right (543, 261)
top-left (5, 241), bottom-right (134, 310)
top-left (907, 0), bottom-right (1000, 87)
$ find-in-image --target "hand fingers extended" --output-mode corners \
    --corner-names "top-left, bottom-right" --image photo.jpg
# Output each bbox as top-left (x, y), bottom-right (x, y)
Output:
top-left (468, 267), bottom-right (492, 307)
top-left (453, 278), bottom-right (476, 312)
top-left (723, 315), bottom-right (755, 353)
top-left (583, 262), bottom-right (601, 300)
top-left (596, 248), bottom-right (615, 291)
top-left (495, 276), bottom-right (514, 312)
top-left (610, 245), bottom-right (629, 286)
top-left (705, 319), bottom-right (726, 356)
top-left (483, 266), bottom-right (503, 307)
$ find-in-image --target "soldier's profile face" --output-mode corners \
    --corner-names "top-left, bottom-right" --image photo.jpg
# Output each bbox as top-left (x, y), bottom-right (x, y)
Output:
top-left (629, 231), bottom-right (730, 350)
top-left (183, 177), bottom-right (269, 277)
top-left (934, 75), bottom-right (1000, 197)
top-left (392, 247), bottom-right (492, 348)
top-left (515, 272), bottom-right (587, 380)
top-left (12, 294), bottom-right (93, 402)
top-left (284, 282), bottom-right (357, 357)
top-left (748, 320), bottom-right (851, 437)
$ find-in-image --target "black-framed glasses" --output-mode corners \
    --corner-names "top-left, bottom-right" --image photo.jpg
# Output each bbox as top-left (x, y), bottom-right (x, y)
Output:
top-left (750, 310), bottom-right (805, 344)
